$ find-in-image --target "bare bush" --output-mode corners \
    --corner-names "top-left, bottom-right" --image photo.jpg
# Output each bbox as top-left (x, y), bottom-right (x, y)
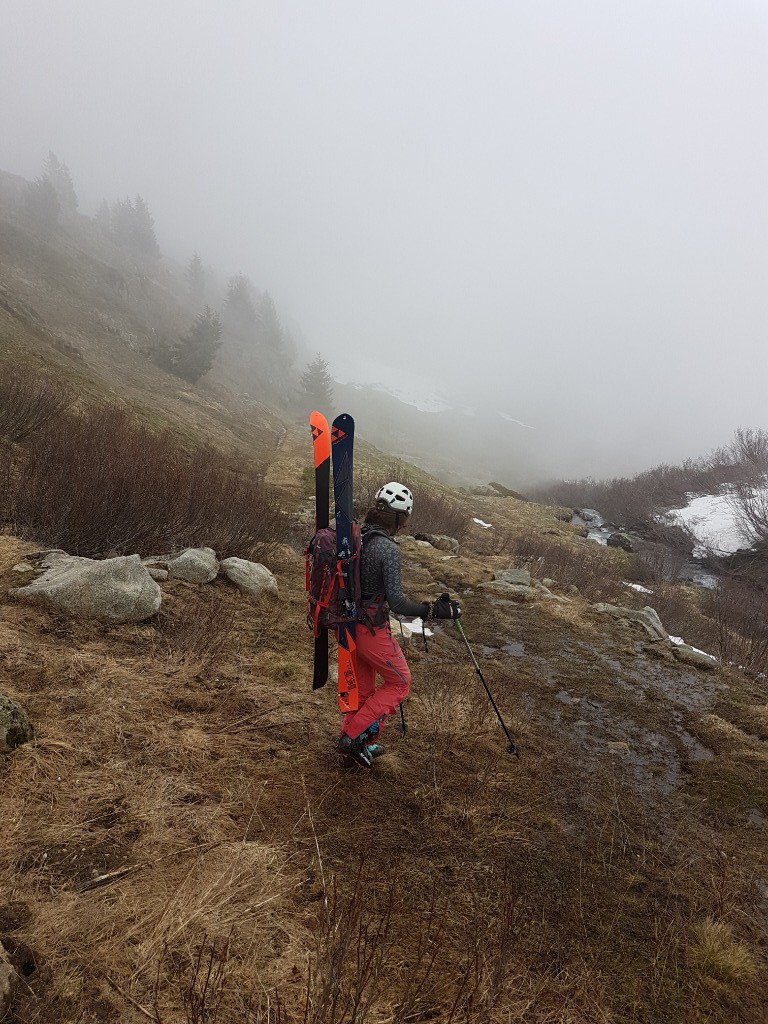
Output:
top-left (705, 579), bottom-right (768, 675)
top-left (7, 403), bottom-right (292, 558)
top-left (0, 362), bottom-right (74, 442)
top-left (409, 489), bottom-right (471, 542)
top-left (154, 593), bottom-right (238, 668)
top-left (355, 462), bottom-right (471, 541)
top-left (504, 530), bottom-right (625, 602)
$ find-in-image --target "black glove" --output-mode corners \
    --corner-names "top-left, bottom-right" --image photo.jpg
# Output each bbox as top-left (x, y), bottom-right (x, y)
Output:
top-left (429, 592), bottom-right (462, 619)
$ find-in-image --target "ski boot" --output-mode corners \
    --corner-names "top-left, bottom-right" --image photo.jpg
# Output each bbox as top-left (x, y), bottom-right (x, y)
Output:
top-left (337, 734), bottom-right (373, 770)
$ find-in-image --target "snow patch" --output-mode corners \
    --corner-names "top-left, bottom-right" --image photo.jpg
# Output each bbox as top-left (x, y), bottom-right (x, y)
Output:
top-left (662, 490), bottom-right (758, 558)
top-left (669, 635), bottom-right (718, 661)
top-left (623, 582), bottom-right (654, 595)
top-left (472, 517), bottom-right (493, 529)
top-left (498, 412), bottom-right (535, 430)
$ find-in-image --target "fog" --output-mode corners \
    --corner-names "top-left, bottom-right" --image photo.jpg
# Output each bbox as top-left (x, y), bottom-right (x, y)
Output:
top-left (2, 1), bottom-right (767, 483)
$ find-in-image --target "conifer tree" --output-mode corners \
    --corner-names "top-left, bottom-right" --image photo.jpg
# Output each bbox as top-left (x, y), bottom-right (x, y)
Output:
top-left (43, 151), bottom-right (77, 216)
top-left (300, 353), bottom-right (334, 413)
top-left (185, 252), bottom-right (206, 305)
top-left (224, 274), bottom-right (259, 329)
top-left (172, 307), bottom-right (222, 383)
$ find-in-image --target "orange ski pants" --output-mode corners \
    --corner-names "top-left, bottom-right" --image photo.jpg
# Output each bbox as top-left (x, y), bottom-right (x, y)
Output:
top-left (340, 623), bottom-right (411, 739)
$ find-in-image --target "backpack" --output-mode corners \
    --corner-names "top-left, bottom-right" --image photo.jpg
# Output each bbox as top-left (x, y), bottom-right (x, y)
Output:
top-left (305, 523), bottom-right (389, 636)
top-left (305, 521), bottom-right (362, 636)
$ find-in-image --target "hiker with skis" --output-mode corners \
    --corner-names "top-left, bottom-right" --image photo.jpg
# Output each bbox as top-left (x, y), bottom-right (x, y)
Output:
top-left (338, 481), bottom-right (462, 769)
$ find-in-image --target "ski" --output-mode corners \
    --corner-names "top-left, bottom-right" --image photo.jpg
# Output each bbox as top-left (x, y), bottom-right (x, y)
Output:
top-left (331, 413), bottom-right (359, 713)
top-left (310, 410), bottom-right (331, 689)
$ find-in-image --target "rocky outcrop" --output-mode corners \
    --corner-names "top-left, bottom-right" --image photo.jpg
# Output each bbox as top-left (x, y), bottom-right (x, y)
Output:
top-left (471, 484), bottom-right (502, 497)
top-left (607, 532), bottom-right (634, 552)
top-left (0, 695), bottom-right (34, 752)
top-left (414, 534), bottom-right (460, 554)
top-left (672, 644), bottom-right (718, 670)
top-left (494, 568), bottom-right (531, 587)
top-left (220, 558), bottom-right (278, 598)
top-left (167, 548), bottom-right (219, 584)
top-left (12, 552), bottom-right (161, 623)
top-left (593, 603), bottom-right (668, 641)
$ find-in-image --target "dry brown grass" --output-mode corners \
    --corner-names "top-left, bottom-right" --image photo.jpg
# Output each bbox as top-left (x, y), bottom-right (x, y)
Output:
top-left (687, 918), bottom-right (757, 983)
top-left (1, 494), bottom-right (767, 1024)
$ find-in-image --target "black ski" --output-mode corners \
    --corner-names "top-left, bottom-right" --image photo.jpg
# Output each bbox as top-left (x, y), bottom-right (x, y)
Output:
top-left (331, 413), bottom-right (359, 713)
top-left (310, 410), bottom-right (331, 689)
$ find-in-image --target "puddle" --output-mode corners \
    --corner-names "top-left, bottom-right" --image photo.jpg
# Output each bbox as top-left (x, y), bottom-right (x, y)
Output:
top-left (678, 730), bottom-right (715, 761)
top-left (503, 641), bottom-right (525, 657)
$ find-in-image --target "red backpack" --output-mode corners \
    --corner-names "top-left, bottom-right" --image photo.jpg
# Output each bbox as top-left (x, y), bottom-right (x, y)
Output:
top-left (305, 521), bottom-right (362, 636)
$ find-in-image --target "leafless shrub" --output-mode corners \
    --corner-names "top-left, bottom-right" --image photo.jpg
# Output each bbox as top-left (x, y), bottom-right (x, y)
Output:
top-left (355, 461), bottom-right (471, 541)
top-left (153, 593), bottom-right (238, 668)
top-left (7, 403), bottom-right (292, 557)
top-left (0, 361), bottom-right (75, 441)
top-left (726, 481), bottom-right (768, 549)
top-left (704, 578), bottom-right (768, 675)
top-left (505, 530), bottom-right (625, 602)
top-left (630, 541), bottom-right (687, 585)
top-left (409, 489), bottom-right (471, 542)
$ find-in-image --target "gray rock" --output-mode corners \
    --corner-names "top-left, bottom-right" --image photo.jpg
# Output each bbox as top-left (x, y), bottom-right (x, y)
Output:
top-left (471, 484), bottom-right (502, 496)
top-left (167, 547), bottom-right (219, 584)
top-left (672, 644), bottom-right (718, 670)
top-left (145, 567), bottom-right (169, 582)
top-left (542, 578), bottom-right (555, 589)
top-left (494, 568), bottom-right (531, 587)
top-left (0, 695), bottom-right (34, 752)
top-left (11, 562), bottom-right (35, 573)
top-left (480, 581), bottom-right (536, 601)
top-left (221, 557), bottom-right (278, 598)
top-left (414, 533), bottom-right (460, 553)
top-left (12, 554), bottom-right (161, 623)
top-left (593, 603), bottom-right (667, 641)
top-left (607, 532), bottom-right (634, 552)
top-left (0, 940), bottom-right (18, 1020)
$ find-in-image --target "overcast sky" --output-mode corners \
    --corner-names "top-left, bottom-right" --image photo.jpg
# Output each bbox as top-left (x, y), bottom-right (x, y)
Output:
top-left (2, 1), bottom-right (767, 480)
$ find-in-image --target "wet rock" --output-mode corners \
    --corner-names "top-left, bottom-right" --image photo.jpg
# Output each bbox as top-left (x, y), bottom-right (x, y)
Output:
top-left (480, 581), bottom-right (536, 601)
top-left (414, 533), bottom-right (460, 554)
top-left (593, 603), bottom-right (668, 641)
top-left (607, 532), bottom-right (634, 552)
top-left (167, 547), bottom-right (219, 584)
top-left (220, 558), bottom-right (278, 598)
top-left (0, 940), bottom-right (18, 1020)
top-left (12, 553), bottom-right (161, 623)
top-left (672, 644), bottom-right (718, 671)
top-left (494, 568), bottom-right (531, 586)
top-left (0, 695), bottom-right (34, 752)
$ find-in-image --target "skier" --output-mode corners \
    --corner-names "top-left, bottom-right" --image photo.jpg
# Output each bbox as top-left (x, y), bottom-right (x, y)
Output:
top-left (337, 481), bottom-right (462, 769)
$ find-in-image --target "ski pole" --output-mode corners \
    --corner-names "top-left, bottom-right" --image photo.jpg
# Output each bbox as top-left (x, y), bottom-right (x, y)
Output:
top-left (455, 620), bottom-right (520, 757)
top-left (398, 702), bottom-right (407, 735)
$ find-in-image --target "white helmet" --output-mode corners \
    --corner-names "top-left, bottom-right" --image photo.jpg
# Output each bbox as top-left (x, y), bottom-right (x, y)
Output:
top-left (375, 481), bottom-right (414, 515)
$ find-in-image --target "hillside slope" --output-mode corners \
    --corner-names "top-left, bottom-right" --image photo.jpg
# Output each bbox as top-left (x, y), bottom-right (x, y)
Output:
top-left (1, 452), bottom-right (766, 1022)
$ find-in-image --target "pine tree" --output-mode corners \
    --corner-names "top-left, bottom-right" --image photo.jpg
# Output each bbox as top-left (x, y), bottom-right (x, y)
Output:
top-left (109, 195), bottom-right (160, 258)
top-left (133, 195), bottom-right (160, 258)
top-left (172, 307), bottom-right (222, 383)
top-left (185, 252), bottom-right (206, 305)
top-left (224, 274), bottom-right (259, 329)
top-left (300, 353), bottom-right (334, 413)
top-left (43, 151), bottom-right (77, 216)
